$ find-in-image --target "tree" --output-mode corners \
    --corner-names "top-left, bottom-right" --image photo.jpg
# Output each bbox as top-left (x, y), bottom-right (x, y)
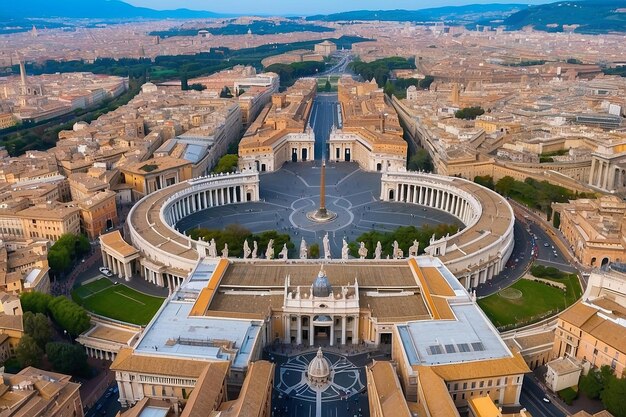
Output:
top-left (474, 175), bottom-right (495, 190)
top-left (454, 106), bottom-right (485, 120)
top-left (181, 73), bottom-right (189, 90)
top-left (48, 247), bottom-right (71, 273)
top-left (16, 335), bottom-right (43, 368)
top-left (383, 80), bottom-right (395, 96)
top-left (309, 243), bottom-right (320, 259)
top-left (324, 80), bottom-right (331, 92)
top-left (213, 154), bottom-right (239, 173)
top-left (46, 342), bottom-right (90, 377)
top-left (407, 149), bottom-right (433, 172)
top-left (48, 296), bottom-right (91, 337)
top-left (20, 292), bottom-right (53, 314)
top-left (188, 83), bottom-right (206, 91)
top-left (579, 370), bottom-right (604, 400)
top-left (219, 86), bottom-right (233, 98)
top-left (552, 211), bottom-right (561, 228)
top-left (23, 312), bottom-right (51, 348)
top-left (47, 233), bottom-right (90, 276)
top-left (495, 176), bottom-right (516, 196)
top-left (602, 376), bottom-right (626, 417)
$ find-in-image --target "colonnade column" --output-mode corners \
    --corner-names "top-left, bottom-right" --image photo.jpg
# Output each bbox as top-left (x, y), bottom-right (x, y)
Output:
top-left (341, 316), bottom-right (346, 345)
top-left (330, 317), bottom-right (335, 347)
top-left (284, 315), bottom-right (291, 344)
top-left (352, 316), bottom-right (359, 345)
top-left (309, 316), bottom-right (314, 346)
top-left (296, 316), bottom-right (302, 345)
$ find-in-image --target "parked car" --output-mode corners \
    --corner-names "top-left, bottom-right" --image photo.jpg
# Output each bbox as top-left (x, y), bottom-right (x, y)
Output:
top-left (98, 267), bottom-right (113, 277)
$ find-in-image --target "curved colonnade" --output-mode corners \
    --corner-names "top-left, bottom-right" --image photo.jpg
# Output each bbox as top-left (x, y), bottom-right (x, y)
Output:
top-left (109, 169), bottom-right (514, 293)
top-left (381, 171), bottom-right (515, 289)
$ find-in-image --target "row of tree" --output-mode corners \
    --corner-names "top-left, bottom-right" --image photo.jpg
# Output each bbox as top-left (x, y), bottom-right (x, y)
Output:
top-left (20, 292), bottom-right (91, 337)
top-left (264, 61), bottom-right (326, 87)
top-left (16, 311), bottom-right (90, 376)
top-left (47, 233), bottom-right (91, 277)
top-left (348, 56), bottom-right (415, 87)
top-left (188, 225), bottom-right (294, 258)
top-left (474, 175), bottom-right (595, 219)
top-left (213, 154), bottom-right (239, 174)
top-left (347, 223), bottom-right (460, 259)
top-left (578, 365), bottom-right (626, 417)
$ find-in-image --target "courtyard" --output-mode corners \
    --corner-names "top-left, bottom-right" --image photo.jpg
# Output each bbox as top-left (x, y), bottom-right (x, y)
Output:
top-left (176, 161), bottom-right (463, 258)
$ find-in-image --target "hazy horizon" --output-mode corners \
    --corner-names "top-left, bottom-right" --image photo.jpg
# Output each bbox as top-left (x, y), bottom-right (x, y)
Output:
top-left (125, 0), bottom-right (553, 16)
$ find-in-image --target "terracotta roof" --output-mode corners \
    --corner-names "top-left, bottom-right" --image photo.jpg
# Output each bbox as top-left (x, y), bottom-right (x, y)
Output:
top-left (0, 314), bottom-right (23, 332)
top-left (367, 361), bottom-right (412, 417)
top-left (416, 366), bottom-right (460, 417)
top-left (100, 230), bottom-right (139, 258)
top-left (218, 360), bottom-right (274, 417)
top-left (429, 351), bottom-right (529, 381)
top-left (559, 299), bottom-right (626, 354)
top-left (110, 348), bottom-right (212, 378)
top-left (180, 362), bottom-right (230, 417)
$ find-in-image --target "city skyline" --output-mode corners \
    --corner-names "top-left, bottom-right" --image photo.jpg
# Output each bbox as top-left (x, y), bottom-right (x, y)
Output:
top-left (125, 0), bottom-right (552, 15)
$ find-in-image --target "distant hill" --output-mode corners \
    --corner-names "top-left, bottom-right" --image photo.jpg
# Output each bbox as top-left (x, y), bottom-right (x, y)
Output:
top-left (504, 0), bottom-right (626, 34)
top-left (0, 0), bottom-right (225, 19)
top-left (306, 4), bottom-right (528, 23)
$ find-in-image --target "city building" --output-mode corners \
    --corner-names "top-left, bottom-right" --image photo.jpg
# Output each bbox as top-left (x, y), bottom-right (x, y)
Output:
top-left (552, 266), bottom-right (626, 378)
top-left (553, 196), bottom-right (626, 267)
top-left (0, 291), bottom-right (23, 361)
top-left (0, 367), bottom-right (84, 417)
top-left (238, 79), bottom-right (316, 172)
top-left (314, 40), bottom-right (337, 56)
top-left (329, 77), bottom-right (407, 171)
top-left (120, 156), bottom-right (192, 199)
top-left (545, 356), bottom-right (584, 392)
top-left (107, 255), bottom-right (527, 414)
top-left (77, 190), bottom-right (118, 239)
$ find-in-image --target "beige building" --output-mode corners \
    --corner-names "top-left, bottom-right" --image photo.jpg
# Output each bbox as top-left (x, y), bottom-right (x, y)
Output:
top-left (0, 367), bottom-right (84, 417)
top-left (0, 113), bottom-right (16, 129)
top-left (109, 256), bottom-right (527, 415)
top-left (553, 196), bottom-right (626, 267)
top-left (329, 77), bottom-right (407, 171)
top-left (77, 190), bottom-right (118, 240)
top-left (115, 359), bottom-right (274, 417)
top-left (367, 361), bottom-right (412, 417)
top-left (238, 79), bottom-right (317, 172)
top-left (120, 156), bottom-right (192, 199)
top-left (552, 267), bottom-right (626, 378)
top-left (545, 356), bottom-right (584, 392)
top-left (17, 202), bottom-right (81, 242)
top-left (0, 292), bottom-right (23, 364)
top-left (314, 40), bottom-right (337, 56)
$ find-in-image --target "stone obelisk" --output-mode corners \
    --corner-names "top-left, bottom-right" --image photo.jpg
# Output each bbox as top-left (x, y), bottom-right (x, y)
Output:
top-left (318, 159), bottom-right (328, 217)
top-left (307, 159), bottom-right (336, 223)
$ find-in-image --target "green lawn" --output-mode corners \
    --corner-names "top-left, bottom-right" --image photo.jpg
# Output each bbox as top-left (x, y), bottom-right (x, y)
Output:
top-left (72, 278), bottom-right (113, 299)
top-left (72, 279), bottom-right (164, 325)
top-left (478, 276), bottom-right (582, 330)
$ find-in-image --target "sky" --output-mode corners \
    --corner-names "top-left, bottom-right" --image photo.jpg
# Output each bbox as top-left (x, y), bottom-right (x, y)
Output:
top-left (125, 0), bottom-right (553, 16)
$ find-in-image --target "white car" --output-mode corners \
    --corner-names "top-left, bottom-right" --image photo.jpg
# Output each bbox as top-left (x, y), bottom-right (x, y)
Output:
top-left (99, 267), bottom-right (113, 277)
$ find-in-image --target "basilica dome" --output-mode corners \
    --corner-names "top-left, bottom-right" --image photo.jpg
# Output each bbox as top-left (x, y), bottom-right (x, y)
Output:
top-left (307, 347), bottom-right (331, 385)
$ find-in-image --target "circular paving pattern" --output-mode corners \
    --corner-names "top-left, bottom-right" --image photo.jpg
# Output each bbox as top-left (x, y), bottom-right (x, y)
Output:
top-left (274, 351), bottom-right (365, 403)
top-left (175, 162), bottom-right (463, 258)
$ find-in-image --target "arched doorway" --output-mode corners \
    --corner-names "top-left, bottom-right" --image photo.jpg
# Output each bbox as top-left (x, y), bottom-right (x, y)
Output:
top-left (591, 257), bottom-right (597, 266)
top-left (292, 149), bottom-right (298, 163)
top-left (302, 148), bottom-right (308, 161)
top-left (601, 257), bottom-right (610, 267)
top-left (376, 163), bottom-right (382, 171)
top-left (388, 189), bottom-right (395, 200)
top-left (344, 148), bottom-right (351, 162)
top-left (261, 164), bottom-right (266, 172)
